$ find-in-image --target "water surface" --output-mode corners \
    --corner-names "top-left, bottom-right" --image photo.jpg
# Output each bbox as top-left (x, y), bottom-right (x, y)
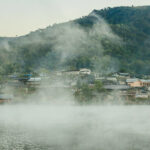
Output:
top-left (0, 105), bottom-right (150, 150)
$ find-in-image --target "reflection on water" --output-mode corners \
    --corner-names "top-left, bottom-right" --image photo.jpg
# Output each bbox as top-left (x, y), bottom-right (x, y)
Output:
top-left (0, 105), bottom-right (150, 150)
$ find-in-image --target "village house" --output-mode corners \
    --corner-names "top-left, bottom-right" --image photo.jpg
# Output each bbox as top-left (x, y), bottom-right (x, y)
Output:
top-left (112, 72), bottom-right (130, 78)
top-left (126, 78), bottom-right (150, 88)
top-left (104, 85), bottom-right (130, 90)
top-left (26, 77), bottom-right (42, 86)
top-left (102, 77), bottom-right (118, 85)
top-left (28, 77), bottom-right (41, 82)
top-left (135, 91), bottom-right (149, 99)
top-left (118, 80), bottom-right (126, 85)
top-left (79, 68), bottom-right (91, 75)
top-left (126, 78), bottom-right (143, 88)
top-left (118, 73), bottom-right (130, 77)
top-left (0, 94), bottom-right (13, 104)
top-left (62, 71), bottom-right (80, 76)
top-left (140, 80), bottom-right (150, 87)
top-left (106, 77), bottom-right (117, 82)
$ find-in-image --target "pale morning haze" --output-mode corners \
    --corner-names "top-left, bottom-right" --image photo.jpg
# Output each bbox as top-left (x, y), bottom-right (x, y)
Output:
top-left (1, 0), bottom-right (150, 149)
top-left (0, 0), bottom-right (150, 37)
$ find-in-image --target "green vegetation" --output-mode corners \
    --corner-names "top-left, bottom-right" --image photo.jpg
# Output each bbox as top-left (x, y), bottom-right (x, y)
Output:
top-left (74, 80), bottom-right (105, 103)
top-left (1, 6), bottom-right (150, 75)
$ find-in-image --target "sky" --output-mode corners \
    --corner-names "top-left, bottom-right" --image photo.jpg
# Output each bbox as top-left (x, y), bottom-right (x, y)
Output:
top-left (0, 0), bottom-right (150, 37)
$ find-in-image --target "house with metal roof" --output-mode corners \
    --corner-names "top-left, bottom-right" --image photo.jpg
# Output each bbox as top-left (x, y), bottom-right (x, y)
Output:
top-left (0, 94), bottom-right (13, 104)
top-left (126, 78), bottom-right (143, 88)
top-left (104, 85), bottom-right (130, 90)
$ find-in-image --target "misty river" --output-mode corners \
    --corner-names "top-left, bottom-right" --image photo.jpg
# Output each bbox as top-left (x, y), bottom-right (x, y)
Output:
top-left (0, 105), bottom-right (150, 150)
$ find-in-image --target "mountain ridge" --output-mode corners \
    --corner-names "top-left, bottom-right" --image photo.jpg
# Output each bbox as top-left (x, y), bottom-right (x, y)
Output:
top-left (0, 6), bottom-right (150, 75)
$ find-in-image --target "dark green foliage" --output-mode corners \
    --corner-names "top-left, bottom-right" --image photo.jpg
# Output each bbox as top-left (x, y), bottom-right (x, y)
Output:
top-left (94, 80), bottom-right (105, 92)
top-left (1, 6), bottom-right (150, 75)
top-left (74, 80), bottom-right (105, 103)
top-left (76, 6), bottom-right (150, 75)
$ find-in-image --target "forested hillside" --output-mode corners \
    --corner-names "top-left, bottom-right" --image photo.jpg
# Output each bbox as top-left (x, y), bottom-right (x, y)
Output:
top-left (1, 6), bottom-right (150, 75)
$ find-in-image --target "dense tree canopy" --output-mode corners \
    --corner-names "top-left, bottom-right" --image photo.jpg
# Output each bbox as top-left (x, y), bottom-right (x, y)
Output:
top-left (1, 6), bottom-right (150, 75)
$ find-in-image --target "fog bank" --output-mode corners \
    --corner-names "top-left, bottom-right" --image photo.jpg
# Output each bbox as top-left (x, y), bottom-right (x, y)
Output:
top-left (0, 105), bottom-right (150, 150)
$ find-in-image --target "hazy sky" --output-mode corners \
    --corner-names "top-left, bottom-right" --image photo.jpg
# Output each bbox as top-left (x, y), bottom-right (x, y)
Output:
top-left (0, 0), bottom-right (150, 37)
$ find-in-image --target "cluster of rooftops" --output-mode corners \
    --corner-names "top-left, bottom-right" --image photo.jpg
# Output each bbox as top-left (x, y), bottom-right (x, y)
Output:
top-left (1, 69), bottom-right (150, 103)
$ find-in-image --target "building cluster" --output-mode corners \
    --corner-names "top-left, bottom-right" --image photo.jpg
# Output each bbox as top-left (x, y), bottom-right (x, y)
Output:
top-left (60, 70), bottom-right (150, 100)
top-left (95, 72), bottom-right (150, 99)
top-left (1, 68), bottom-right (150, 103)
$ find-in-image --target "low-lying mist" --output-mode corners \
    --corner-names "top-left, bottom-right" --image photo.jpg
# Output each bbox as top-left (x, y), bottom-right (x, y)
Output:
top-left (0, 104), bottom-right (150, 150)
top-left (0, 10), bottom-right (150, 150)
